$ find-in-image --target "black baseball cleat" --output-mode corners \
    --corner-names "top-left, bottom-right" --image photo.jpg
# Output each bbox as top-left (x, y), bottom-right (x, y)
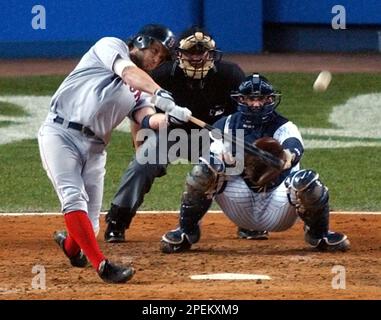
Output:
top-left (160, 228), bottom-right (192, 254)
top-left (237, 228), bottom-right (269, 240)
top-left (104, 223), bottom-right (126, 243)
top-left (305, 230), bottom-right (350, 252)
top-left (53, 230), bottom-right (88, 268)
top-left (98, 260), bottom-right (135, 284)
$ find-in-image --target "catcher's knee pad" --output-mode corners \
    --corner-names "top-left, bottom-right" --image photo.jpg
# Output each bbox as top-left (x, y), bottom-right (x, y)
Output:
top-left (185, 162), bottom-right (219, 197)
top-left (178, 161), bottom-right (222, 236)
top-left (285, 169), bottom-right (329, 215)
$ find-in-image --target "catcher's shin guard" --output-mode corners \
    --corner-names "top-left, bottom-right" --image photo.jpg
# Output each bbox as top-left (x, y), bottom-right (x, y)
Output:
top-left (104, 205), bottom-right (135, 243)
top-left (179, 195), bottom-right (212, 238)
top-left (180, 163), bottom-right (215, 235)
top-left (286, 169), bottom-right (350, 252)
top-left (160, 164), bottom-right (215, 253)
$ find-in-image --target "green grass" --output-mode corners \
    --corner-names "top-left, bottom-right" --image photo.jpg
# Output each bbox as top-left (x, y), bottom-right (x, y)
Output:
top-left (266, 73), bottom-right (381, 128)
top-left (0, 121), bottom-right (20, 128)
top-left (302, 147), bottom-right (381, 211)
top-left (1, 134), bottom-right (380, 212)
top-left (0, 101), bottom-right (29, 117)
top-left (0, 76), bottom-right (65, 96)
top-left (0, 139), bottom-right (56, 212)
top-left (0, 101), bottom-right (28, 128)
top-left (0, 73), bottom-right (381, 212)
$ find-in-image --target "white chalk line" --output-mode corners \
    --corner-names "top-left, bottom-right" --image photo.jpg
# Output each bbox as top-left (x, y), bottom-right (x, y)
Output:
top-left (0, 211), bottom-right (381, 217)
top-left (190, 273), bottom-right (271, 280)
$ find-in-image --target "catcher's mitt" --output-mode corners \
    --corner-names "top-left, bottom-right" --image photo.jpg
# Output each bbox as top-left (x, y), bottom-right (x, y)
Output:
top-left (244, 137), bottom-right (287, 187)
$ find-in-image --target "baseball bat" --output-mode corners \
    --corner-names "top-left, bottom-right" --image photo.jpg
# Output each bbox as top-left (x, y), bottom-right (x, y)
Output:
top-left (189, 116), bottom-right (284, 170)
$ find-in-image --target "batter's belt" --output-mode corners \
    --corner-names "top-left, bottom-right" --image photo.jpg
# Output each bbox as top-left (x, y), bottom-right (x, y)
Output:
top-left (53, 115), bottom-right (96, 137)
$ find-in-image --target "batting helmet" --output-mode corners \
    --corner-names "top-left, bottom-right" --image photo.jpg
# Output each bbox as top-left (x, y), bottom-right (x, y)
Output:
top-left (132, 24), bottom-right (176, 59)
top-left (176, 27), bottom-right (222, 79)
top-left (231, 73), bottom-right (281, 124)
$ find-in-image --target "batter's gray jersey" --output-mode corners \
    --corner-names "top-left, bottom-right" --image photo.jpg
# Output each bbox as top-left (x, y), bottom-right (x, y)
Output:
top-left (38, 37), bottom-right (153, 233)
top-left (49, 37), bottom-right (153, 144)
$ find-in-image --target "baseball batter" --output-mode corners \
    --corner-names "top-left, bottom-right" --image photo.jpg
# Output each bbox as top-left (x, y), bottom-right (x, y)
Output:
top-left (38, 24), bottom-right (191, 283)
top-left (160, 73), bottom-right (350, 253)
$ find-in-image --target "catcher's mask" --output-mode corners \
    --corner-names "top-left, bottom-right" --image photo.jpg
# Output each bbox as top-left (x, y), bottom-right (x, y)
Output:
top-left (132, 24), bottom-right (176, 60)
top-left (231, 73), bottom-right (282, 124)
top-left (177, 27), bottom-right (222, 79)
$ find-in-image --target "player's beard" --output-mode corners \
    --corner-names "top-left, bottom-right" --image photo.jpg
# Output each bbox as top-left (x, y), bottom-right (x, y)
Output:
top-left (130, 52), bottom-right (147, 71)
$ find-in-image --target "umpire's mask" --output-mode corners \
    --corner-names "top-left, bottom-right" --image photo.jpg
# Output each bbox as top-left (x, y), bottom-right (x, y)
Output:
top-left (177, 29), bottom-right (222, 80)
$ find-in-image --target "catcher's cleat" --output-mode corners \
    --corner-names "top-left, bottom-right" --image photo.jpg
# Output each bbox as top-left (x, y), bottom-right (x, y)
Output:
top-left (53, 230), bottom-right (88, 268)
top-left (305, 229), bottom-right (350, 252)
top-left (160, 228), bottom-right (193, 254)
top-left (98, 260), bottom-right (135, 284)
top-left (104, 223), bottom-right (126, 243)
top-left (237, 228), bottom-right (269, 240)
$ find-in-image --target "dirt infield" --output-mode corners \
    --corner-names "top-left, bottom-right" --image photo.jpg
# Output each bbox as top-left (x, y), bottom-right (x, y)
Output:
top-left (0, 213), bottom-right (380, 300)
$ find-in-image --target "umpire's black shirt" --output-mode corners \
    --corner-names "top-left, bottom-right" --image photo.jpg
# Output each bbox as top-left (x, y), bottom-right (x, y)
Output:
top-left (151, 60), bottom-right (245, 133)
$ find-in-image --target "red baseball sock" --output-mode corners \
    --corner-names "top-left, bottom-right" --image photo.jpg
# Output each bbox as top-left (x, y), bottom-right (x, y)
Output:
top-left (64, 210), bottom-right (105, 270)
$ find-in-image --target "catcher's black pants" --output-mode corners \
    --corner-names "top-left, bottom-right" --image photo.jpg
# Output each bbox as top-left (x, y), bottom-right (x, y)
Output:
top-left (111, 128), bottom-right (209, 228)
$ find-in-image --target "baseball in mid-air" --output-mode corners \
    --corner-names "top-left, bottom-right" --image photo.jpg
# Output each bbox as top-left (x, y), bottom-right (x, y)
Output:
top-left (313, 71), bottom-right (332, 92)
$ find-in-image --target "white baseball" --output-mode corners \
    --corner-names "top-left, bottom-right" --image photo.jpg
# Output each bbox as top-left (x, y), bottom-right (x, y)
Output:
top-left (313, 71), bottom-right (332, 92)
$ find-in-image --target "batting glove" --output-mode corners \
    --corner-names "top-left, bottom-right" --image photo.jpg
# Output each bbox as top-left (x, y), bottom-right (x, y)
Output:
top-left (152, 89), bottom-right (176, 113)
top-left (167, 105), bottom-right (192, 123)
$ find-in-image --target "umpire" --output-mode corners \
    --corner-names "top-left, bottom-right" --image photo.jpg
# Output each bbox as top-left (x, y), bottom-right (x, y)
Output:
top-left (104, 26), bottom-right (245, 242)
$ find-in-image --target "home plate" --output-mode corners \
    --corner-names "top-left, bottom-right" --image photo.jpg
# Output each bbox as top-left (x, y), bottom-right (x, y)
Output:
top-left (190, 273), bottom-right (271, 280)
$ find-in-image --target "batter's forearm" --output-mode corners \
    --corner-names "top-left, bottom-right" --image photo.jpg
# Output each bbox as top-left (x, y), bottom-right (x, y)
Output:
top-left (121, 66), bottom-right (160, 95)
top-left (148, 113), bottom-right (168, 129)
top-left (134, 107), bottom-right (167, 130)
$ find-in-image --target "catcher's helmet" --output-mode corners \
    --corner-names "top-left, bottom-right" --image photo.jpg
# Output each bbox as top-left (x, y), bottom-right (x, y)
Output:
top-left (132, 24), bottom-right (176, 59)
top-left (177, 27), bottom-right (222, 79)
top-left (231, 73), bottom-right (281, 124)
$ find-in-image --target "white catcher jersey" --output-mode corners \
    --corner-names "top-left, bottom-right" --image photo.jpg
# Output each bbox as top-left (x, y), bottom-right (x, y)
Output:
top-left (49, 37), bottom-right (153, 144)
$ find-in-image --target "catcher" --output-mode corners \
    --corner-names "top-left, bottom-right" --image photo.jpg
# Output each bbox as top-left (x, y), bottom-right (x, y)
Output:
top-left (160, 73), bottom-right (350, 253)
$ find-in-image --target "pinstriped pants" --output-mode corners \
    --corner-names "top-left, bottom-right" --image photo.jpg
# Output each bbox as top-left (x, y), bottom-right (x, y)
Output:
top-left (215, 175), bottom-right (299, 232)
